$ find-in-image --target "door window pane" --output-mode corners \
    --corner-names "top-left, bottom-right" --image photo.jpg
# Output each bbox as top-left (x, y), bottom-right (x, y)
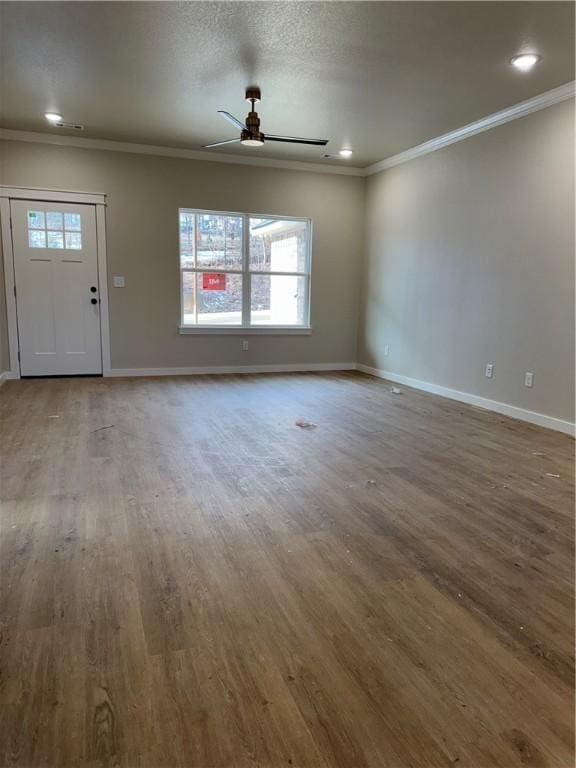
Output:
top-left (28, 229), bottom-right (46, 248)
top-left (46, 212), bottom-right (64, 230)
top-left (64, 213), bottom-right (81, 231)
top-left (197, 272), bottom-right (242, 325)
top-left (250, 274), bottom-right (307, 325)
top-left (28, 210), bottom-right (45, 229)
top-left (65, 231), bottom-right (82, 249)
top-left (249, 218), bottom-right (308, 272)
top-left (47, 231), bottom-right (64, 249)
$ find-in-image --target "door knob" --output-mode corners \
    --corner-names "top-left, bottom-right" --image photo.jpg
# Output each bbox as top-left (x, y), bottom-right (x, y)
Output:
top-left (90, 298), bottom-right (98, 305)
top-left (90, 286), bottom-right (97, 293)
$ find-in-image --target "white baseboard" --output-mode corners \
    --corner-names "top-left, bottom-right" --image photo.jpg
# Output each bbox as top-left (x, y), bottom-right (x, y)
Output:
top-left (106, 362), bottom-right (356, 378)
top-left (0, 370), bottom-right (18, 383)
top-left (356, 364), bottom-right (575, 437)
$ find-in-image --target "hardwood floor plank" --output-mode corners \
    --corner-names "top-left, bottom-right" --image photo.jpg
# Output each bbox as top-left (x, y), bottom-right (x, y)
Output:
top-left (0, 372), bottom-right (573, 767)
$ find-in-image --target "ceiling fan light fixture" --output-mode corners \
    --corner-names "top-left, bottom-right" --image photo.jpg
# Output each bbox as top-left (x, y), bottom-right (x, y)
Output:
top-left (339, 148), bottom-right (353, 158)
top-left (45, 112), bottom-right (63, 123)
top-left (241, 130), bottom-right (264, 147)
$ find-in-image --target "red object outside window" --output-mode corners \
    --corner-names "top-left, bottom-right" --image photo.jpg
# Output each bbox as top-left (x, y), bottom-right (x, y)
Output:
top-left (202, 273), bottom-right (226, 291)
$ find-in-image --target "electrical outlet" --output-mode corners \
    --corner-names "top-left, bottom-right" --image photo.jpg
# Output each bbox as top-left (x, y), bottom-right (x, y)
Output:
top-left (113, 276), bottom-right (125, 288)
top-left (485, 363), bottom-right (494, 378)
top-left (384, 344), bottom-right (390, 356)
top-left (242, 340), bottom-right (249, 351)
top-left (524, 372), bottom-right (534, 388)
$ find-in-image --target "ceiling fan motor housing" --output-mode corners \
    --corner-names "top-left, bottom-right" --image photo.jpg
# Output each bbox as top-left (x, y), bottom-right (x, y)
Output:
top-left (244, 109), bottom-right (264, 143)
top-left (241, 129), bottom-right (264, 144)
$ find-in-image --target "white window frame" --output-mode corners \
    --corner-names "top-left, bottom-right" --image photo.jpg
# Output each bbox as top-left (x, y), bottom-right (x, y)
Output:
top-left (178, 208), bottom-right (312, 335)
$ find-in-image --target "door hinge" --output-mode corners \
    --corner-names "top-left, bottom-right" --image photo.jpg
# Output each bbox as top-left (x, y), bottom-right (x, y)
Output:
top-left (17, 350), bottom-right (20, 362)
top-left (13, 284), bottom-right (16, 298)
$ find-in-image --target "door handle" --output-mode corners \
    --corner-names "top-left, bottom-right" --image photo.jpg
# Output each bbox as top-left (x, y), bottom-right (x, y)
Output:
top-left (90, 286), bottom-right (97, 293)
top-left (90, 298), bottom-right (98, 305)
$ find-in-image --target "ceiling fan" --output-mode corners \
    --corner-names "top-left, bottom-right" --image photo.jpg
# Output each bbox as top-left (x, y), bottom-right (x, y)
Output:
top-left (202, 87), bottom-right (329, 149)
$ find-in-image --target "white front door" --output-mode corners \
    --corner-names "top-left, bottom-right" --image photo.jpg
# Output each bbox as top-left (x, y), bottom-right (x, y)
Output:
top-left (11, 200), bottom-right (102, 376)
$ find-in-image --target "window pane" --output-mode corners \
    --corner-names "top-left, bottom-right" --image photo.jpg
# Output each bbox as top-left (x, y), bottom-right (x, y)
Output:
top-left (46, 212), bottom-right (64, 230)
top-left (182, 271), bottom-right (196, 325)
top-left (64, 212), bottom-right (81, 231)
top-left (179, 212), bottom-right (195, 267)
top-left (197, 272), bottom-right (242, 325)
top-left (65, 231), bottom-right (82, 249)
top-left (196, 214), bottom-right (242, 269)
top-left (250, 274), bottom-right (307, 326)
top-left (249, 218), bottom-right (308, 272)
top-left (28, 229), bottom-right (46, 248)
top-left (28, 210), bottom-right (45, 229)
top-left (47, 231), bottom-right (64, 248)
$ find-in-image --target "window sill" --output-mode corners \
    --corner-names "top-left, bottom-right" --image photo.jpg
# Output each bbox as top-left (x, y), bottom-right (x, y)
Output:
top-left (179, 326), bottom-right (312, 336)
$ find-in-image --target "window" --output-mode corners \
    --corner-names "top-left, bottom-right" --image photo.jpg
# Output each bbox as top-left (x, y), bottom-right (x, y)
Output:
top-left (179, 209), bottom-right (311, 331)
top-left (27, 209), bottom-right (82, 250)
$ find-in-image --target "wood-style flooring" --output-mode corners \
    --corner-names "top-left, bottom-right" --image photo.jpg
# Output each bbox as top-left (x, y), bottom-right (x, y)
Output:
top-left (0, 372), bottom-right (574, 768)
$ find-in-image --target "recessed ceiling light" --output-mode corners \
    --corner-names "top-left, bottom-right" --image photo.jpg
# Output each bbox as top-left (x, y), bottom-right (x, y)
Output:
top-left (510, 53), bottom-right (542, 72)
top-left (45, 112), bottom-right (63, 123)
top-left (339, 149), bottom-right (353, 158)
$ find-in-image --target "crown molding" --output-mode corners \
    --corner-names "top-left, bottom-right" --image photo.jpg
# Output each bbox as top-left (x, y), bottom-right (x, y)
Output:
top-left (365, 80), bottom-right (575, 176)
top-left (0, 128), bottom-right (365, 177)
top-left (1, 82), bottom-right (573, 178)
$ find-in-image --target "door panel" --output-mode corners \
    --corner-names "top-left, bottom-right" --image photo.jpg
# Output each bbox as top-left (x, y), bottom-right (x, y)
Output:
top-left (29, 258), bottom-right (57, 354)
top-left (11, 200), bottom-right (102, 375)
top-left (60, 259), bottom-right (88, 354)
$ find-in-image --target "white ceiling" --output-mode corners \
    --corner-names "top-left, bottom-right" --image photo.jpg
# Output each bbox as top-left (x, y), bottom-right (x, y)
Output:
top-left (0, 1), bottom-right (574, 167)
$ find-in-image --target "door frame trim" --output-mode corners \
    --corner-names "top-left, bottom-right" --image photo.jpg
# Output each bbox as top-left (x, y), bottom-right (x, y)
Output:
top-left (0, 187), bottom-right (111, 378)
top-left (0, 186), bottom-right (106, 205)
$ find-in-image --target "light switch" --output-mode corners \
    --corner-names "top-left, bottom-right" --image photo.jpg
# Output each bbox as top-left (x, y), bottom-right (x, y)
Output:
top-left (113, 276), bottom-right (125, 288)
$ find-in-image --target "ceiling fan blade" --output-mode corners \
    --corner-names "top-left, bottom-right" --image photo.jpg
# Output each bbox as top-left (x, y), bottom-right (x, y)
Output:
top-left (264, 134), bottom-right (329, 146)
top-left (218, 111), bottom-right (246, 130)
top-left (202, 138), bottom-right (242, 149)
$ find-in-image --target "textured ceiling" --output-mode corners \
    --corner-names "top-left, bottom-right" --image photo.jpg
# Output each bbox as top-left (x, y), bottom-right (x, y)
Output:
top-left (0, 1), bottom-right (574, 167)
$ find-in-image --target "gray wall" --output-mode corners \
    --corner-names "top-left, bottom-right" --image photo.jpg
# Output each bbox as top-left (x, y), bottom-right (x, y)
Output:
top-left (359, 100), bottom-right (575, 424)
top-left (0, 141), bottom-right (364, 369)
